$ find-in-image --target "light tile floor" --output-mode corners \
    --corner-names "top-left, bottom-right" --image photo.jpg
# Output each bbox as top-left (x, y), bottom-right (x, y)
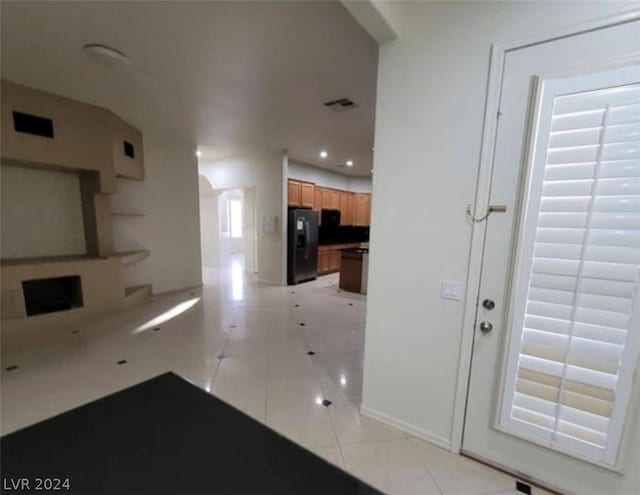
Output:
top-left (1, 261), bottom-right (552, 495)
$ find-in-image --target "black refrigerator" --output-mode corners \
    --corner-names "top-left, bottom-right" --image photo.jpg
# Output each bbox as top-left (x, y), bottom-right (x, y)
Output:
top-left (287, 209), bottom-right (318, 285)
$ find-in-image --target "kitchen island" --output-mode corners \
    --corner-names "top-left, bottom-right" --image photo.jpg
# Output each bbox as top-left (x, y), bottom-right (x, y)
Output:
top-left (338, 248), bottom-right (369, 294)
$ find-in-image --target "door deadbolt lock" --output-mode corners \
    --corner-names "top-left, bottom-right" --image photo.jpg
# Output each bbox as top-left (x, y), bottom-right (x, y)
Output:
top-left (479, 321), bottom-right (493, 333)
top-left (482, 299), bottom-right (495, 310)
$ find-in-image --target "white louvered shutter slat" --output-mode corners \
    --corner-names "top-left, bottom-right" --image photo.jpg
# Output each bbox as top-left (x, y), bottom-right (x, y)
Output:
top-left (500, 74), bottom-right (640, 466)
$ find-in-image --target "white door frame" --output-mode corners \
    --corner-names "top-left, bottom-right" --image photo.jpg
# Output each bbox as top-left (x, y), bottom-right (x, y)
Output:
top-left (450, 7), bottom-right (640, 455)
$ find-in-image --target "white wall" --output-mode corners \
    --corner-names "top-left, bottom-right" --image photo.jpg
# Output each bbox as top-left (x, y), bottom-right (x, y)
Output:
top-left (349, 176), bottom-right (374, 193)
top-left (111, 131), bottom-right (202, 294)
top-left (363, 0), bottom-right (635, 449)
top-left (199, 148), bottom-right (284, 284)
top-left (289, 160), bottom-right (372, 193)
top-left (199, 175), bottom-right (220, 268)
top-left (243, 188), bottom-right (257, 273)
top-left (1, 165), bottom-right (86, 259)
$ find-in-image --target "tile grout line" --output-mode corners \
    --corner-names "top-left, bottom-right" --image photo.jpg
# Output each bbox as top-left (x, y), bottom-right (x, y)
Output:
top-left (206, 320), bottom-right (237, 393)
top-left (406, 436), bottom-right (446, 495)
top-left (325, 397), bottom-right (349, 471)
top-left (306, 311), bottom-right (347, 471)
top-left (317, 371), bottom-right (349, 471)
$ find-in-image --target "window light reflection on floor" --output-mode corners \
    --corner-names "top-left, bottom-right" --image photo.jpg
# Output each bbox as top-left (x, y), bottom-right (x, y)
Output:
top-left (230, 259), bottom-right (244, 301)
top-left (134, 297), bottom-right (201, 333)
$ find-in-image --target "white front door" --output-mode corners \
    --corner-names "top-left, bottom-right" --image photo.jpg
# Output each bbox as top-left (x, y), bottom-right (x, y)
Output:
top-left (463, 19), bottom-right (640, 495)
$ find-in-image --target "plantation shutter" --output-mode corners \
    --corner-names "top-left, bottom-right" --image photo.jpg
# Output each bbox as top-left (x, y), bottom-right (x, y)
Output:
top-left (501, 67), bottom-right (640, 465)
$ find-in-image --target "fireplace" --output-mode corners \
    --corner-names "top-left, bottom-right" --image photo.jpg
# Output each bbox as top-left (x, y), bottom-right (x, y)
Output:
top-left (22, 276), bottom-right (84, 316)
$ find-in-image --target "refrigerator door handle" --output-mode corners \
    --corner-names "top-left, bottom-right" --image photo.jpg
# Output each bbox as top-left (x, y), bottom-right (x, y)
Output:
top-left (304, 218), bottom-right (311, 260)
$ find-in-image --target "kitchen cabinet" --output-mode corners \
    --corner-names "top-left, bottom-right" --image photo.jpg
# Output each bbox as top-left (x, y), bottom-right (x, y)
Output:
top-left (339, 192), bottom-right (349, 225)
top-left (318, 247), bottom-right (330, 273)
top-left (300, 182), bottom-right (314, 208)
top-left (329, 249), bottom-right (340, 272)
top-left (288, 180), bottom-right (301, 207)
top-left (313, 187), bottom-right (323, 215)
top-left (346, 193), bottom-right (356, 225)
top-left (354, 193), bottom-right (371, 226)
top-left (288, 179), bottom-right (314, 208)
top-left (321, 188), bottom-right (338, 210)
top-left (331, 190), bottom-right (340, 210)
top-left (339, 249), bottom-right (367, 294)
top-left (288, 178), bottom-right (370, 226)
top-left (317, 243), bottom-right (361, 275)
top-left (321, 188), bottom-right (331, 210)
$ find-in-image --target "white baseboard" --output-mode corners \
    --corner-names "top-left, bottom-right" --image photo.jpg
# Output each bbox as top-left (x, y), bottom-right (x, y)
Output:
top-left (360, 404), bottom-right (452, 451)
top-left (153, 283), bottom-right (203, 296)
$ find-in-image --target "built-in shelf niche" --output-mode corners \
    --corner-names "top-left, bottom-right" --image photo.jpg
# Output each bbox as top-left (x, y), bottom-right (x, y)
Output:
top-left (0, 164), bottom-right (88, 260)
top-left (22, 275), bottom-right (84, 317)
top-left (111, 250), bottom-right (150, 265)
top-left (1, 80), bottom-right (150, 343)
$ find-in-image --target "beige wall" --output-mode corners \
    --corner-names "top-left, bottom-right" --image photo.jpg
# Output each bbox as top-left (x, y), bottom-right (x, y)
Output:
top-left (1, 165), bottom-right (86, 259)
top-left (110, 132), bottom-right (202, 293)
top-left (0, 80), bottom-right (116, 193)
top-left (363, 0), bottom-right (635, 450)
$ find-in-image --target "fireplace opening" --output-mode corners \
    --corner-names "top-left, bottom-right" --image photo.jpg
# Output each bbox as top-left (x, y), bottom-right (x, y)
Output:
top-left (22, 276), bottom-right (84, 316)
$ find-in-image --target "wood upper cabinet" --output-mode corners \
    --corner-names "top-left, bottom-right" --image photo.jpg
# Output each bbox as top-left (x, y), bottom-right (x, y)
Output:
top-left (346, 193), bottom-right (356, 225)
top-left (288, 179), bottom-right (301, 207)
top-left (354, 193), bottom-right (371, 226)
top-left (288, 179), bottom-right (314, 208)
top-left (321, 188), bottom-right (332, 210)
top-left (300, 182), bottom-right (314, 208)
top-left (289, 178), bottom-right (370, 225)
top-left (331, 190), bottom-right (340, 210)
top-left (313, 187), bottom-right (323, 213)
top-left (339, 192), bottom-right (349, 225)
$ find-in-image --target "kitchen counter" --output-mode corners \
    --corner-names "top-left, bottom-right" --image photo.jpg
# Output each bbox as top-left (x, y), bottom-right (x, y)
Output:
top-left (340, 248), bottom-right (369, 255)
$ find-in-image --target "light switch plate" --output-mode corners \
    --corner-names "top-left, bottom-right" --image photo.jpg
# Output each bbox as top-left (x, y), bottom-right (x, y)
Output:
top-left (441, 280), bottom-right (464, 301)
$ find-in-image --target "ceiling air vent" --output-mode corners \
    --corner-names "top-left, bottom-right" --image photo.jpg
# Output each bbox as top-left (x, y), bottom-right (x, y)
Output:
top-left (323, 98), bottom-right (358, 112)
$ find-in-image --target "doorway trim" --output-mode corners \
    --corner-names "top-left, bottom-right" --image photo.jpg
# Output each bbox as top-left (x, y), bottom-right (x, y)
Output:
top-left (449, 7), bottom-right (640, 455)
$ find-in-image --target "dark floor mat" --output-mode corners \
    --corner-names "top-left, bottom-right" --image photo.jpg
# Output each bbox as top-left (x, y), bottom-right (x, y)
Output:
top-left (1, 372), bottom-right (382, 495)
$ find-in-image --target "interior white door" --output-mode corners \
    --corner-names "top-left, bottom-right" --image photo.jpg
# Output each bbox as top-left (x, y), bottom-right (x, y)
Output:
top-left (463, 19), bottom-right (640, 495)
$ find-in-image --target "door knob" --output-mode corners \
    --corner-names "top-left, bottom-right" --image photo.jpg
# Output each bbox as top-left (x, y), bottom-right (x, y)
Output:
top-left (482, 299), bottom-right (495, 310)
top-left (479, 321), bottom-right (493, 333)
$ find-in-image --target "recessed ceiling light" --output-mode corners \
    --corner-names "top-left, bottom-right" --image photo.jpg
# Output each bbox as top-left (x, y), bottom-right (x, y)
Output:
top-left (319, 150), bottom-right (328, 159)
top-left (346, 160), bottom-right (353, 167)
top-left (83, 44), bottom-right (129, 65)
top-left (196, 150), bottom-right (203, 157)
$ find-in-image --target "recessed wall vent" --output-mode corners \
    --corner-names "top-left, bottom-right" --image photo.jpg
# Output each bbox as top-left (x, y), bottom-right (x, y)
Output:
top-left (323, 98), bottom-right (358, 112)
top-left (123, 140), bottom-right (135, 158)
top-left (12, 111), bottom-right (54, 138)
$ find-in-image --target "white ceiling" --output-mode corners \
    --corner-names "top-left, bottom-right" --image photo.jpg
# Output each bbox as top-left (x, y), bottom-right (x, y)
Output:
top-left (1, 1), bottom-right (377, 177)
